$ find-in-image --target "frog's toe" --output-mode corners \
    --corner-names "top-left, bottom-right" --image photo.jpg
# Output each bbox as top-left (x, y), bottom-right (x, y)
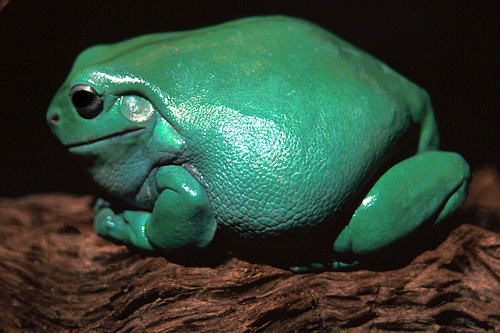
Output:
top-left (329, 260), bottom-right (361, 271)
top-left (94, 207), bottom-right (122, 238)
top-left (290, 260), bottom-right (361, 273)
top-left (93, 198), bottom-right (111, 215)
top-left (290, 263), bottom-right (327, 273)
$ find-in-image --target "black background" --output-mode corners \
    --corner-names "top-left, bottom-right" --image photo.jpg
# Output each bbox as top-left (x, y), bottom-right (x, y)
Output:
top-left (1, 1), bottom-right (498, 197)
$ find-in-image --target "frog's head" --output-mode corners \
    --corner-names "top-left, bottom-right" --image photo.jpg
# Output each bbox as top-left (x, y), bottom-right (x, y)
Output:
top-left (47, 45), bottom-right (185, 205)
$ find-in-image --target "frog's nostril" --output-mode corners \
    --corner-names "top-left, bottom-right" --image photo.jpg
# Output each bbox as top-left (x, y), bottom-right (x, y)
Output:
top-left (49, 113), bottom-right (60, 125)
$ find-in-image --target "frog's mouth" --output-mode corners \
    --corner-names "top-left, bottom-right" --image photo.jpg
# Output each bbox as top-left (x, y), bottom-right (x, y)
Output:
top-left (66, 127), bottom-right (145, 149)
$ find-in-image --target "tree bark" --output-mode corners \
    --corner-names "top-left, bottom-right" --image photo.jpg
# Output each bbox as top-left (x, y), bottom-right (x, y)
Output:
top-left (1, 167), bottom-right (500, 332)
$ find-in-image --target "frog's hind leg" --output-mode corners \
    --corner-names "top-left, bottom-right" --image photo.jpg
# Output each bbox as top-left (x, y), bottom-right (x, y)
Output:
top-left (332, 151), bottom-right (470, 268)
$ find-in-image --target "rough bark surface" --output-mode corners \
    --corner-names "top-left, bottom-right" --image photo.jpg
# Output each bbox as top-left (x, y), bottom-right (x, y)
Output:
top-left (1, 167), bottom-right (500, 332)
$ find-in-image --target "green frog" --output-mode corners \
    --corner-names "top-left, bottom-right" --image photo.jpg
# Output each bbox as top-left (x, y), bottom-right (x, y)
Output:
top-left (47, 16), bottom-right (470, 271)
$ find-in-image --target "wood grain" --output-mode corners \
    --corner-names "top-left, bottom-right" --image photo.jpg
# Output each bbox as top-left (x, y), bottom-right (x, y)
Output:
top-left (1, 167), bottom-right (500, 332)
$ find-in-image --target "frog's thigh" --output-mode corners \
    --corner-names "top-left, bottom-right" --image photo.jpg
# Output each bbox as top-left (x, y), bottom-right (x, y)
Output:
top-left (144, 165), bottom-right (217, 251)
top-left (333, 151), bottom-right (470, 256)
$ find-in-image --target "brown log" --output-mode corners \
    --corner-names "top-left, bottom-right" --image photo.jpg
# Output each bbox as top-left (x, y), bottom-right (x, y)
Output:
top-left (1, 168), bottom-right (500, 332)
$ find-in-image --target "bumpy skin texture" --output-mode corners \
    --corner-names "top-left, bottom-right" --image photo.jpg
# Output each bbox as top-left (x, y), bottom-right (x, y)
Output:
top-left (47, 16), bottom-right (470, 270)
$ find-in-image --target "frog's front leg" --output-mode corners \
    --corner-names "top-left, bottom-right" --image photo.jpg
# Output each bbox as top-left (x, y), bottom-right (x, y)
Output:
top-left (94, 165), bottom-right (216, 251)
top-left (333, 151), bottom-right (470, 264)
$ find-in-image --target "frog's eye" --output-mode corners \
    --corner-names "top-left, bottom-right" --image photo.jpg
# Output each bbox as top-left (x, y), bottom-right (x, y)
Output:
top-left (120, 95), bottom-right (155, 123)
top-left (70, 84), bottom-right (103, 119)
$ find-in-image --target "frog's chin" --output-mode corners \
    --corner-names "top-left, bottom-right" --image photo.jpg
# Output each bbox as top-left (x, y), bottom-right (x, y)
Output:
top-left (66, 127), bottom-right (145, 151)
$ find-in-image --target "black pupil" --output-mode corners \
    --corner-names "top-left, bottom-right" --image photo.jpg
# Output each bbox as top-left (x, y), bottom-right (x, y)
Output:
top-left (72, 90), bottom-right (95, 109)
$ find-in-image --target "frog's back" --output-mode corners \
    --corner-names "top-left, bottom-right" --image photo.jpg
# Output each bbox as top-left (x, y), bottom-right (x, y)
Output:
top-left (85, 16), bottom-right (440, 248)
top-left (146, 17), bottom-right (437, 247)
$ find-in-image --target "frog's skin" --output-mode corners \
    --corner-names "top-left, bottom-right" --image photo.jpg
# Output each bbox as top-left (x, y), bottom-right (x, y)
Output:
top-left (47, 16), bottom-right (470, 271)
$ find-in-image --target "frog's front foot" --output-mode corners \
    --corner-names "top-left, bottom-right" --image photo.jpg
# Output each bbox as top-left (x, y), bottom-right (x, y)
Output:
top-left (94, 205), bottom-right (155, 250)
top-left (94, 165), bottom-right (217, 252)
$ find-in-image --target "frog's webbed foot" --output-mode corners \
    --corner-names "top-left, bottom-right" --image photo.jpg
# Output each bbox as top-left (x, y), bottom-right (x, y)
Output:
top-left (94, 165), bottom-right (217, 252)
top-left (333, 151), bottom-right (470, 264)
top-left (94, 204), bottom-right (155, 250)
